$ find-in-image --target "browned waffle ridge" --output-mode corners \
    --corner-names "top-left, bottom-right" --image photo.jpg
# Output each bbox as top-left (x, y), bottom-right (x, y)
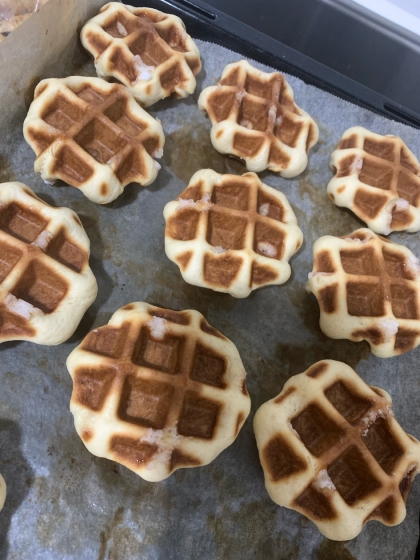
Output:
top-left (198, 60), bottom-right (318, 177)
top-left (23, 76), bottom-right (164, 204)
top-left (81, 2), bottom-right (201, 107)
top-left (328, 126), bottom-right (420, 234)
top-left (306, 228), bottom-right (420, 358)
top-left (254, 360), bottom-right (420, 540)
top-left (66, 302), bottom-right (251, 481)
top-left (0, 182), bottom-right (97, 345)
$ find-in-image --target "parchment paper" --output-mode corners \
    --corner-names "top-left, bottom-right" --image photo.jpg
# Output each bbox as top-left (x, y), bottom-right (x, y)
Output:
top-left (0, 5), bottom-right (420, 559)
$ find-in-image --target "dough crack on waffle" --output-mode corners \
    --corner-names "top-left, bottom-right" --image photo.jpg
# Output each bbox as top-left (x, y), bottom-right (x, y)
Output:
top-left (163, 169), bottom-right (303, 298)
top-left (254, 360), bottom-right (420, 541)
top-left (328, 126), bottom-right (420, 234)
top-left (306, 228), bottom-right (420, 358)
top-left (23, 76), bottom-right (164, 204)
top-left (81, 2), bottom-right (201, 107)
top-left (66, 302), bottom-right (251, 482)
top-left (198, 60), bottom-right (318, 177)
top-left (0, 473), bottom-right (5, 512)
top-left (0, 182), bottom-right (97, 345)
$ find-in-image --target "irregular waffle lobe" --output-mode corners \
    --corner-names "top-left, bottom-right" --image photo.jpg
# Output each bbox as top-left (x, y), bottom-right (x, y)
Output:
top-left (327, 445), bottom-right (381, 505)
top-left (274, 113), bottom-right (303, 149)
top-left (0, 306), bottom-right (35, 337)
top-left (268, 143), bottom-right (291, 168)
top-left (346, 281), bottom-right (385, 317)
top-left (118, 376), bottom-right (175, 429)
top-left (203, 253), bottom-right (243, 287)
top-left (250, 261), bottom-right (278, 286)
top-left (391, 209), bottom-right (412, 229)
top-left (114, 147), bottom-right (148, 184)
top-left (396, 170), bottom-right (420, 206)
top-left (166, 209), bottom-right (200, 241)
top-left (338, 134), bottom-right (358, 150)
top-left (400, 146), bottom-right (419, 174)
top-left (399, 465), bottom-right (418, 499)
top-left (335, 155), bottom-right (359, 178)
top-left (12, 260), bottom-right (68, 313)
top-left (291, 404), bottom-right (344, 457)
top-left (253, 220), bottom-right (284, 260)
top-left (211, 179), bottom-right (250, 211)
top-left (178, 183), bottom-right (202, 202)
top-left (132, 327), bottom-right (185, 375)
top-left (294, 484), bottom-right (336, 520)
top-left (149, 308), bottom-right (190, 325)
top-left (0, 203), bottom-right (48, 243)
top-left (363, 137), bottom-right (396, 162)
top-left (74, 366), bottom-right (116, 411)
top-left (208, 90), bottom-right (237, 123)
top-left (383, 249), bottom-right (415, 280)
top-left (52, 144), bottom-right (94, 185)
top-left (46, 228), bottom-right (86, 273)
top-left (359, 158), bottom-right (394, 190)
top-left (257, 189), bottom-right (284, 222)
top-left (200, 318), bottom-right (225, 339)
top-left (233, 132), bottom-right (265, 158)
top-left (170, 449), bottom-right (201, 471)
top-left (206, 210), bottom-right (248, 250)
top-left (368, 495), bottom-right (400, 524)
top-left (362, 417), bottom-right (403, 475)
top-left (314, 250), bottom-right (335, 273)
top-left (178, 390), bottom-right (221, 439)
top-left (318, 284), bottom-right (338, 313)
top-left (339, 247), bottom-right (381, 276)
top-left (110, 436), bottom-right (157, 467)
top-left (189, 343), bottom-right (227, 388)
top-left (83, 324), bottom-right (128, 359)
top-left (353, 189), bottom-right (388, 219)
top-left (263, 434), bottom-right (306, 481)
top-left (0, 243), bottom-right (22, 282)
top-left (244, 72), bottom-right (278, 100)
top-left (394, 328), bottom-right (419, 353)
top-left (325, 381), bottom-right (371, 424)
top-left (390, 283), bottom-right (418, 319)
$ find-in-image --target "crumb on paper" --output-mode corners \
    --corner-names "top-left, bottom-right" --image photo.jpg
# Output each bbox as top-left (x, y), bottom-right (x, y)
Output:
top-left (378, 318), bottom-right (399, 342)
top-left (146, 316), bottom-right (167, 340)
top-left (314, 469), bottom-right (336, 491)
top-left (132, 55), bottom-right (155, 83)
top-left (5, 294), bottom-right (41, 320)
top-left (257, 241), bottom-right (277, 258)
top-left (32, 230), bottom-right (53, 250)
top-left (117, 21), bottom-right (128, 36)
top-left (259, 203), bottom-right (269, 216)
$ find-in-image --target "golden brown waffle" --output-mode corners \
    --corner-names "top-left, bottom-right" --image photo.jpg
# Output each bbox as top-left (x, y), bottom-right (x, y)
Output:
top-left (198, 60), bottom-right (318, 177)
top-left (81, 2), bottom-right (201, 107)
top-left (0, 473), bottom-right (5, 511)
top-left (66, 302), bottom-right (251, 482)
top-left (254, 360), bottom-right (420, 541)
top-left (23, 76), bottom-right (164, 204)
top-left (0, 182), bottom-right (97, 345)
top-left (306, 228), bottom-right (420, 358)
top-left (163, 169), bottom-right (303, 298)
top-left (328, 127), bottom-right (420, 234)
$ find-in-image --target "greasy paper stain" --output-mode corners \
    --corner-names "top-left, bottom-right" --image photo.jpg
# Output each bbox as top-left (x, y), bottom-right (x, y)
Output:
top-left (97, 507), bottom-right (125, 560)
top-left (316, 539), bottom-right (357, 560)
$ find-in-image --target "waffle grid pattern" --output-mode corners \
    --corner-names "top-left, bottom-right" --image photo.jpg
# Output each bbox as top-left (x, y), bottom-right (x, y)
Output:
top-left (306, 229), bottom-right (420, 358)
top-left (23, 76), bottom-right (164, 204)
top-left (0, 182), bottom-right (97, 345)
top-left (254, 360), bottom-right (420, 541)
top-left (328, 126), bottom-right (420, 234)
top-left (164, 169), bottom-right (303, 298)
top-left (81, 2), bottom-right (201, 107)
top-left (67, 302), bottom-right (250, 482)
top-left (198, 60), bottom-right (318, 177)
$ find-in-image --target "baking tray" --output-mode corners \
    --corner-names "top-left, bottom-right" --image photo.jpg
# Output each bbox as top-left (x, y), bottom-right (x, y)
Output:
top-left (1, 1), bottom-right (420, 559)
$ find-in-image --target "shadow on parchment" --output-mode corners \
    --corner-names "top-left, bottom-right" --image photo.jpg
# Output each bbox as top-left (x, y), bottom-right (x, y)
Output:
top-left (0, 419), bottom-right (34, 558)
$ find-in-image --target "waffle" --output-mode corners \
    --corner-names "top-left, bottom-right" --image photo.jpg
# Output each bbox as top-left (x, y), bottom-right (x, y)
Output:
top-left (81, 3), bottom-right (201, 107)
top-left (306, 228), bottom-right (420, 358)
top-left (163, 169), bottom-right (303, 298)
top-left (0, 182), bottom-right (97, 345)
top-left (66, 302), bottom-right (251, 482)
top-left (23, 76), bottom-right (164, 204)
top-left (328, 127), bottom-right (420, 234)
top-left (0, 473), bottom-right (5, 511)
top-left (254, 359), bottom-right (420, 541)
top-left (198, 60), bottom-right (318, 177)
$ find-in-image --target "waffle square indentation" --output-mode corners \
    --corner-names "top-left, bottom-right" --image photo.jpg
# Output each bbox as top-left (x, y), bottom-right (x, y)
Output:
top-left (0, 203), bottom-right (48, 243)
top-left (291, 404), bottom-right (344, 457)
top-left (178, 391), bottom-right (220, 439)
top-left (190, 344), bottom-right (227, 388)
top-left (325, 381), bottom-right (371, 424)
